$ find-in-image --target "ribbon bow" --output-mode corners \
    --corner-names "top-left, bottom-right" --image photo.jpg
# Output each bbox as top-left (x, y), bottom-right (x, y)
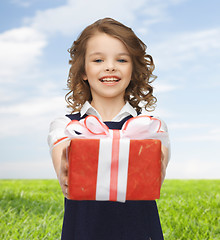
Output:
top-left (65, 115), bottom-right (169, 147)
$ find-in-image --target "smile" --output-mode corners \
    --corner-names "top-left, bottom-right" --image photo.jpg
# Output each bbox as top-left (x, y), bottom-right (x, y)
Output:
top-left (99, 76), bottom-right (121, 83)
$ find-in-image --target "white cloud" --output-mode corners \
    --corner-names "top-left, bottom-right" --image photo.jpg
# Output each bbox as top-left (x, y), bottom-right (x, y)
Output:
top-left (169, 122), bottom-right (220, 142)
top-left (0, 27), bottom-right (47, 82)
top-left (0, 96), bottom-right (63, 116)
top-left (0, 160), bottom-right (56, 179)
top-left (152, 28), bottom-right (220, 70)
top-left (142, 107), bottom-right (174, 119)
top-left (180, 133), bottom-right (220, 142)
top-left (24, 0), bottom-right (135, 35)
top-left (169, 122), bottom-right (209, 129)
top-left (209, 128), bottom-right (220, 134)
top-left (166, 158), bottom-right (220, 179)
top-left (22, 0), bottom-right (186, 36)
top-left (0, 96), bottom-right (67, 137)
top-left (154, 83), bottom-right (178, 93)
top-left (0, 87), bottom-right (17, 102)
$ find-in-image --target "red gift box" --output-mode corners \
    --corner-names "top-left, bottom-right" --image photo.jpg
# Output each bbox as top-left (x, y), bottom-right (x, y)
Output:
top-left (68, 138), bottom-right (161, 201)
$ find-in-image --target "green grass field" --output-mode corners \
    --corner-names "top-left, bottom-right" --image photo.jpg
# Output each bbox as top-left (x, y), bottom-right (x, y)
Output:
top-left (0, 180), bottom-right (219, 240)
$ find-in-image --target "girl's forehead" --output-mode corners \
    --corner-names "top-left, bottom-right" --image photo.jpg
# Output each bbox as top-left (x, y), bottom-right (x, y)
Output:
top-left (85, 33), bottom-right (129, 55)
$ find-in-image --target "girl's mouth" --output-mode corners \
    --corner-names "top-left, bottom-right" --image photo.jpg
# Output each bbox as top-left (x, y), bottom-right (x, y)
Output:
top-left (99, 76), bottom-right (121, 83)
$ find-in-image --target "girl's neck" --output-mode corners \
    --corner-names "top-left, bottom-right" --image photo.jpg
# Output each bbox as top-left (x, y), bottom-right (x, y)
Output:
top-left (91, 97), bottom-right (125, 122)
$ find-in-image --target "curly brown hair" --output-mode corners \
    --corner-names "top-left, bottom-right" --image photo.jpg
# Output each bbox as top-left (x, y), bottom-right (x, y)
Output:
top-left (65, 17), bottom-right (157, 113)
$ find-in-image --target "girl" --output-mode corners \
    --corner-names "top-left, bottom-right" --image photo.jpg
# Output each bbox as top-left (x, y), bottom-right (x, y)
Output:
top-left (48, 18), bottom-right (170, 240)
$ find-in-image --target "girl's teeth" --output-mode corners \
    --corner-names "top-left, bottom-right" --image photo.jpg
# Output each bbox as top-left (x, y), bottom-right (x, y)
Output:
top-left (100, 78), bottom-right (119, 82)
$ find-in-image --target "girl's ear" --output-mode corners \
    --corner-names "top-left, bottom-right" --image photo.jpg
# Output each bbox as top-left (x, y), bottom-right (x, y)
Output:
top-left (82, 73), bottom-right (88, 81)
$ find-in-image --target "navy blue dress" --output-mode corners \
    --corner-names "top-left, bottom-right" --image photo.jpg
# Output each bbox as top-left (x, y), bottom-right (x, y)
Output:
top-left (61, 113), bottom-right (164, 240)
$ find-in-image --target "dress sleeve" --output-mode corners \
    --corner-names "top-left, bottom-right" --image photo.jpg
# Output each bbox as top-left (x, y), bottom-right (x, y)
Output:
top-left (159, 118), bottom-right (168, 133)
top-left (47, 116), bottom-right (71, 151)
top-left (156, 116), bottom-right (171, 162)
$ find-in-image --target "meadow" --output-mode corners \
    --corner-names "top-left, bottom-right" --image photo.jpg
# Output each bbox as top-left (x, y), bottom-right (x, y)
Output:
top-left (0, 179), bottom-right (219, 240)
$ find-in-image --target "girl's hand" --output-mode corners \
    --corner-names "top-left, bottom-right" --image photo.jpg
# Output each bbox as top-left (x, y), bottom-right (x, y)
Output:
top-left (58, 144), bottom-right (69, 198)
top-left (51, 140), bottom-right (71, 199)
top-left (161, 145), bottom-right (169, 186)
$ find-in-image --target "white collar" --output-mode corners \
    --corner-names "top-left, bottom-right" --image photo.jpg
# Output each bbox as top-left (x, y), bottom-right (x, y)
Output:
top-left (80, 101), bottom-right (137, 122)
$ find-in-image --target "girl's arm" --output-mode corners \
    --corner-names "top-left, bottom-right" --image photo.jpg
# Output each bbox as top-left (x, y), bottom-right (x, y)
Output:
top-left (48, 116), bottom-right (72, 198)
top-left (161, 144), bottom-right (169, 186)
top-left (155, 117), bottom-right (170, 186)
top-left (51, 140), bottom-right (70, 198)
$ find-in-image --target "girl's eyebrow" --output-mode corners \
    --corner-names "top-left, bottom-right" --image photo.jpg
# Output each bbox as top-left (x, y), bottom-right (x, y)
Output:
top-left (117, 53), bottom-right (130, 56)
top-left (88, 52), bottom-right (103, 57)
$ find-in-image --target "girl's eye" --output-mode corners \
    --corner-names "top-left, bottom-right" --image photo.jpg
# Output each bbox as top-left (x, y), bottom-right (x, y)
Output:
top-left (94, 59), bottom-right (103, 63)
top-left (118, 59), bottom-right (127, 63)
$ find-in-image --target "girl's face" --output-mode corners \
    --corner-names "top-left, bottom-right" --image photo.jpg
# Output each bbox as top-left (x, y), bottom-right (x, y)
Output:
top-left (83, 33), bottom-right (132, 103)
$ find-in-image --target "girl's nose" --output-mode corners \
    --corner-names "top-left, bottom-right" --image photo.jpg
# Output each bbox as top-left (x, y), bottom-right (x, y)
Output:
top-left (105, 61), bottom-right (116, 72)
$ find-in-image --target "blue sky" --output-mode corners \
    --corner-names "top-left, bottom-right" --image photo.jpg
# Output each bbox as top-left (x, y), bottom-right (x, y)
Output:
top-left (0, 0), bottom-right (219, 179)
